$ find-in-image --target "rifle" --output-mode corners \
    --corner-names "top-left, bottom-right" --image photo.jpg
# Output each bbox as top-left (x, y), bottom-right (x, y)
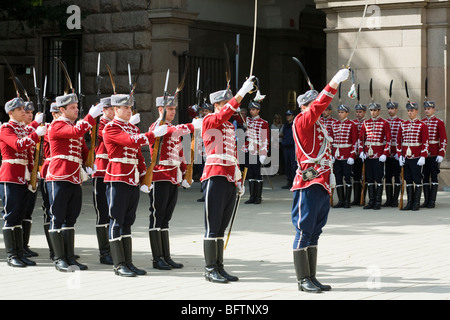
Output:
top-left (128, 54), bottom-right (143, 116)
top-left (29, 69), bottom-right (47, 192)
top-left (224, 167), bottom-right (248, 250)
top-left (360, 162), bottom-right (366, 206)
top-left (184, 67), bottom-right (201, 185)
top-left (85, 53), bottom-right (102, 168)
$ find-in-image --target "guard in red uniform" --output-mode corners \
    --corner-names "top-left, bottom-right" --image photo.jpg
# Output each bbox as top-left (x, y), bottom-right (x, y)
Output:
top-left (46, 93), bottom-right (103, 272)
top-left (330, 104), bottom-right (358, 208)
top-left (0, 97), bottom-right (46, 267)
top-left (90, 97), bottom-right (115, 265)
top-left (350, 103), bottom-right (366, 205)
top-left (384, 101), bottom-right (404, 207)
top-left (22, 100), bottom-right (45, 258)
top-left (201, 77), bottom-right (254, 283)
top-left (396, 102), bottom-right (429, 211)
top-left (40, 102), bottom-right (60, 260)
top-left (103, 93), bottom-right (168, 277)
top-left (243, 100), bottom-right (269, 204)
top-left (291, 68), bottom-right (349, 293)
top-left (147, 95), bottom-right (201, 271)
top-left (358, 103), bottom-right (391, 210)
top-left (421, 101), bottom-right (447, 208)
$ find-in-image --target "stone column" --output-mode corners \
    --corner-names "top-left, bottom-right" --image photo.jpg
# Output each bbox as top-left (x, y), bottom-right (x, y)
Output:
top-left (148, 7), bottom-right (198, 127)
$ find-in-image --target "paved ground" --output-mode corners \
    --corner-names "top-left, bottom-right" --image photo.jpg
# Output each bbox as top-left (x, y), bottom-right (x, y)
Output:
top-left (1, 174), bottom-right (450, 303)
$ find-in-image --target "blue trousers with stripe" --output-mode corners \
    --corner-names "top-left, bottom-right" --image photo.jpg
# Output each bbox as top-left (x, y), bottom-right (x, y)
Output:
top-left (46, 181), bottom-right (82, 231)
top-left (291, 184), bottom-right (330, 249)
top-left (148, 181), bottom-right (178, 230)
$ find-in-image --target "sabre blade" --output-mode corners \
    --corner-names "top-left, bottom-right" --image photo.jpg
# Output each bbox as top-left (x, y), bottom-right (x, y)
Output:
top-left (164, 69), bottom-right (170, 94)
top-left (97, 52), bottom-right (101, 76)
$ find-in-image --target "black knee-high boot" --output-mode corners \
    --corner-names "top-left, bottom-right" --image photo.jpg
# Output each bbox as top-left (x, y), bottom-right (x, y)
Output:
top-left (149, 230), bottom-right (171, 270)
top-left (217, 239), bottom-right (238, 281)
top-left (293, 249), bottom-right (321, 293)
top-left (161, 230), bottom-right (183, 268)
top-left (109, 239), bottom-right (136, 277)
top-left (307, 246), bottom-right (331, 291)
top-left (3, 228), bottom-right (26, 268)
top-left (203, 239), bottom-right (228, 283)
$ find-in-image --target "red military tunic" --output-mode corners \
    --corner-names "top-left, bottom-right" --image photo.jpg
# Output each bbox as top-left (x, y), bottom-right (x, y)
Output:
top-left (396, 118), bottom-right (429, 159)
top-left (386, 116), bottom-right (404, 158)
top-left (359, 117), bottom-right (391, 158)
top-left (421, 115), bottom-right (447, 157)
top-left (201, 97), bottom-right (242, 184)
top-left (149, 121), bottom-right (194, 185)
top-left (292, 85), bottom-right (337, 194)
top-left (330, 118), bottom-right (358, 160)
top-left (321, 116), bottom-right (338, 137)
top-left (0, 120), bottom-right (40, 184)
top-left (103, 117), bottom-right (155, 186)
top-left (93, 116), bottom-right (112, 178)
top-left (243, 115), bottom-right (269, 157)
top-left (46, 115), bottom-right (95, 184)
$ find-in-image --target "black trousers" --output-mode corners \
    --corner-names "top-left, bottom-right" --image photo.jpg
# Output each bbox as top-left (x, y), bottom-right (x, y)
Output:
top-left (365, 158), bottom-right (385, 184)
top-left (149, 181), bottom-right (178, 230)
top-left (423, 156), bottom-right (440, 184)
top-left (385, 157), bottom-right (401, 184)
top-left (106, 182), bottom-right (139, 240)
top-left (93, 177), bottom-right (109, 226)
top-left (352, 158), bottom-right (363, 182)
top-left (23, 187), bottom-right (38, 221)
top-left (244, 151), bottom-right (262, 180)
top-left (0, 183), bottom-right (28, 227)
top-left (40, 179), bottom-right (51, 224)
top-left (333, 159), bottom-right (352, 186)
top-left (47, 181), bottom-right (82, 231)
top-left (404, 158), bottom-right (423, 185)
top-left (202, 176), bottom-right (236, 239)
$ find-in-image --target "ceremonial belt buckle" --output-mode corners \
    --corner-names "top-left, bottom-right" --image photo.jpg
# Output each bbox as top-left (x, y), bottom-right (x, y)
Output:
top-left (301, 167), bottom-right (319, 181)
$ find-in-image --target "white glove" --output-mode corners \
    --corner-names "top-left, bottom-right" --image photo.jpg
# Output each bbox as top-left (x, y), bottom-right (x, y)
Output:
top-left (130, 113), bottom-right (140, 125)
top-left (237, 76), bottom-right (256, 97)
top-left (259, 155), bottom-right (267, 165)
top-left (34, 112), bottom-right (44, 124)
top-left (140, 184), bottom-right (151, 193)
top-left (35, 125), bottom-right (47, 137)
top-left (153, 124), bottom-right (168, 137)
top-left (417, 156), bottom-right (425, 166)
top-left (181, 179), bottom-right (191, 189)
top-left (394, 154), bottom-right (399, 161)
top-left (399, 156), bottom-right (405, 167)
top-left (331, 156), bottom-right (335, 164)
top-left (89, 103), bottom-right (104, 118)
top-left (347, 158), bottom-right (354, 165)
top-left (192, 117), bottom-right (203, 130)
top-left (436, 155), bottom-right (444, 163)
top-left (379, 155), bottom-right (387, 162)
top-left (331, 69), bottom-right (350, 84)
top-left (85, 164), bottom-right (97, 175)
top-left (237, 181), bottom-right (245, 196)
top-left (359, 152), bottom-right (367, 161)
